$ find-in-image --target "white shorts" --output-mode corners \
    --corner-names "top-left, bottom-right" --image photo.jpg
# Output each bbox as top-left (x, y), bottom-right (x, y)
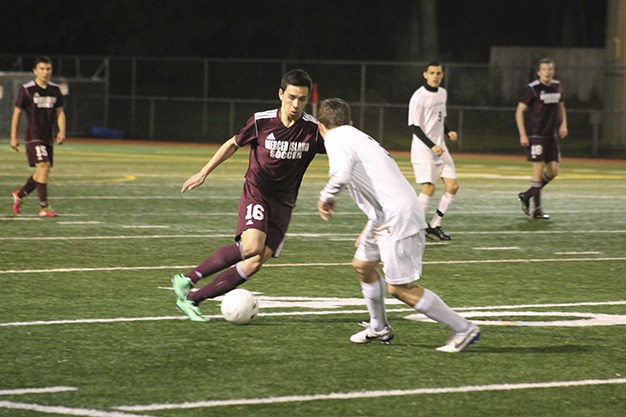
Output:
top-left (354, 232), bottom-right (425, 285)
top-left (412, 152), bottom-right (457, 184)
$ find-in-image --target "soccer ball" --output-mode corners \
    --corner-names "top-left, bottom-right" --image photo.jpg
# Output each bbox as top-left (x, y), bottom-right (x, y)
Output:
top-left (220, 289), bottom-right (259, 324)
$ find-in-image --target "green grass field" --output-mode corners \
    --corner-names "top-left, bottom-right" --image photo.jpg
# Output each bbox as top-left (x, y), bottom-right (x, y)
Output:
top-left (1, 140), bottom-right (625, 417)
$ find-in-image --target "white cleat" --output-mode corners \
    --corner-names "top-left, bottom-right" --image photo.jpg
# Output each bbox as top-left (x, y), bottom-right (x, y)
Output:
top-left (350, 325), bottom-right (395, 344)
top-left (436, 323), bottom-right (481, 353)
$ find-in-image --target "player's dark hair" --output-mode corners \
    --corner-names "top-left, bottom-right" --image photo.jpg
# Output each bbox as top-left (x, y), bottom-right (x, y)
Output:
top-left (317, 98), bottom-right (351, 129)
top-left (536, 57), bottom-right (554, 70)
top-left (33, 55), bottom-right (52, 68)
top-left (280, 69), bottom-right (313, 97)
top-left (423, 61), bottom-right (442, 72)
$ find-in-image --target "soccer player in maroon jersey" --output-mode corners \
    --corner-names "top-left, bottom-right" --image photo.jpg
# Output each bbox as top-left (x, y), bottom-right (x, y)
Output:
top-left (10, 56), bottom-right (66, 217)
top-left (515, 58), bottom-right (568, 219)
top-left (171, 69), bottom-right (325, 322)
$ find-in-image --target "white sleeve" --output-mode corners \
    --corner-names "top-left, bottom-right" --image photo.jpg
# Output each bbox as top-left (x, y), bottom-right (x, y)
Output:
top-left (408, 92), bottom-right (422, 127)
top-left (320, 134), bottom-right (354, 202)
top-left (320, 171), bottom-right (351, 202)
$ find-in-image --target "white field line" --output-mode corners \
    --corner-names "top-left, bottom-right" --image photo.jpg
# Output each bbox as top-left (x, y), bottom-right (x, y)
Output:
top-left (555, 251), bottom-right (601, 255)
top-left (2, 257), bottom-right (625, 275)
top-left (0, 401), bottom-right (157, 417)
top-left (473, 247), bottom-right (520, 250)
top-left (0, 387), bottom-right (77, 396)
top-left (1, 229), bottom-right (626, 241)
top-left (1, 301), bottom-right (624, 328)
top-left (116, 378), bottom-right (626, 411)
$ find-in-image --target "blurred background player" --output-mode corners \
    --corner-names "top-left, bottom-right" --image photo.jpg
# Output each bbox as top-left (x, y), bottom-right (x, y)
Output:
top-left (408, 62), bottom-right (458, 240)
top-left (515, 57), bottom-right (568, 219)
top-left (10, 55), bottom-right (66, 217)
top-left (171, 69), bottom-right (325, 322)
top-left (317, 98), bottom-right (480, 353)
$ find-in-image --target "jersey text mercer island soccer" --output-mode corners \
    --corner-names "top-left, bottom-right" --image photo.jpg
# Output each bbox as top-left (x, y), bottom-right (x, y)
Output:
top-left (235, 108), bottom-right (324, 207)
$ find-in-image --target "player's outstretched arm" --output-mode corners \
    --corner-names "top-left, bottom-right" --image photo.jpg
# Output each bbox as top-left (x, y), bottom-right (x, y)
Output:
top-left (181, 136), bottom-right (239, 193)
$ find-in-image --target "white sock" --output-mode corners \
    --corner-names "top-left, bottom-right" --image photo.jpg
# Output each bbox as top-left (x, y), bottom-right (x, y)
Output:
top-left (430, 192), bottom-right (455, 228)
top-left (360, 279), bottom-right (387, 332)
top-left (418, 193), bottom-right (431, 215)
top-left (414, 288), bottom-right (469, 332)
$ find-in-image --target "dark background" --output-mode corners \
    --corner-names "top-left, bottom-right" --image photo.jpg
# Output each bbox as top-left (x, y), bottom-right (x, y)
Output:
top-left (0, 0), bottom-right (607, 61)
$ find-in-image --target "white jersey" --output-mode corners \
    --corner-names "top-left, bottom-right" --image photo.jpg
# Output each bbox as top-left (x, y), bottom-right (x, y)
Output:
top-left (408, 85), bottom-right (448, 164)
top-left (320, 125), bottom-right (426, 241)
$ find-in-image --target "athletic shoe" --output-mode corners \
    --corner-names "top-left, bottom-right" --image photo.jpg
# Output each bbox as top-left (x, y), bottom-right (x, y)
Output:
top-left (517, 192), bottom-right (530, 216)
top-left (426, 225), bottom-right (451, 241)
top-left (436, 323), bottom-right (481, 353)
top-left (176, 298), bottom-right (209, 322)
top-left (38, 208), bottom-right (58, 217)
top-left (171, 273), bottom-right (193, 301)
top-left (350, 325), bottom-right (394, 344)
top-left (11, 190), bottom-right (21, 215)
top-left (533, 208), bottom-right (550, 220)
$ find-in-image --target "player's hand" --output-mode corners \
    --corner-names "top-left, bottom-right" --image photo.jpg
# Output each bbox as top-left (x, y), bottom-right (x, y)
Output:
top-left (559, 125), bottom-right (568, 139)
top-left (181, 172), bottom-right (207, 193)
top-left (10, 137), bottom-right (19, 152)
top-left (448, 131), bottom-right (458, 141)
top-left (431, 145), bottom-right (444, 157)
top-left (56, 133), bottom-right (65, 145)
top-left (519, 134), bottom-right (529, 147)
top-left (318, 199), bottom-right (335, 221)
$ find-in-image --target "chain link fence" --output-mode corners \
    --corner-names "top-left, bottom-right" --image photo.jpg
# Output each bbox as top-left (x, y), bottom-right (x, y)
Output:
top-left (1, 54), bottom-right (623, 158)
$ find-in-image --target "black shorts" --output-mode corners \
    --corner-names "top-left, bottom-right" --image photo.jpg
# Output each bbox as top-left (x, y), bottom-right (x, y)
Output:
top-left (235, 181), bottom-right (293, 257)
top-left (26, 142), bottom-right (54, 167)
top-left (526, 134), bottom-right (560, 163)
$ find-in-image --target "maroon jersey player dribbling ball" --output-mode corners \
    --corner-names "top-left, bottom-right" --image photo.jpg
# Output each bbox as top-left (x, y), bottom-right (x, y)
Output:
top-left (171, 69), bottom-right (325, 322)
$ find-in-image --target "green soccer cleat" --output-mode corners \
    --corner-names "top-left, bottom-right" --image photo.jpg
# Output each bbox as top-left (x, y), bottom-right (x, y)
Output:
top-left (171, 273), bottom-right (193, 301)
top-left (176, 298), bottom-right (209, 322)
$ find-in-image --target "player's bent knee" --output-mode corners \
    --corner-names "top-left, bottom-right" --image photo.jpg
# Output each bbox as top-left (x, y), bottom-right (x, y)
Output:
top-left (240, 255), bottom-right (265, 276)
top-left (241, 243), bottom-right (265, 259)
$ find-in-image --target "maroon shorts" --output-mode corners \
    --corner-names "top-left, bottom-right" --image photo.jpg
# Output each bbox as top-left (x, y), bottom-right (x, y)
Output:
top-left (235, 181), bottom-right (293, 257)
top-left (26, 142), bottom-right (54, 167)
top-left (526, 134), bottom-right (560, 163)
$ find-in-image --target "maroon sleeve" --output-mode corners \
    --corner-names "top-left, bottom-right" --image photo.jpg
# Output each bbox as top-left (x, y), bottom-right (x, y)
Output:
top-left (15, 86), bottom-right (29, 109)
top-left (519, 85), bottom-right (536, 106)
top-left (234, 116), bottom-right (257, 147)
top-left (55, 86), bottom-right (65, 108)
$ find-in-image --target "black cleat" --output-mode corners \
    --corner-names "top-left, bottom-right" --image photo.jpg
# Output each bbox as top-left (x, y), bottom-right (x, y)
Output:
top-left (533, 208), bottom-right (550, 219)
top-left (518, 192), bottom-right (530, 216)
top-left (427, 225), bottom-right (451, 240)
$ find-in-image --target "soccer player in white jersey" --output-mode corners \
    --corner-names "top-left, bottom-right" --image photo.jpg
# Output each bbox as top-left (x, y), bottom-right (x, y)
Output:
top-left (408, 62), bottom-right (458, 240)
top-left (317, 98), bottom-right (480, 353)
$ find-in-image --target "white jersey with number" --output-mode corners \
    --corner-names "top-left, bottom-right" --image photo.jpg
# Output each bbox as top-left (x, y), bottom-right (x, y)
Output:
top-left (408, 85), bottom-right (448, 164)
top-left (321, 125), bottom-right (426, 241)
